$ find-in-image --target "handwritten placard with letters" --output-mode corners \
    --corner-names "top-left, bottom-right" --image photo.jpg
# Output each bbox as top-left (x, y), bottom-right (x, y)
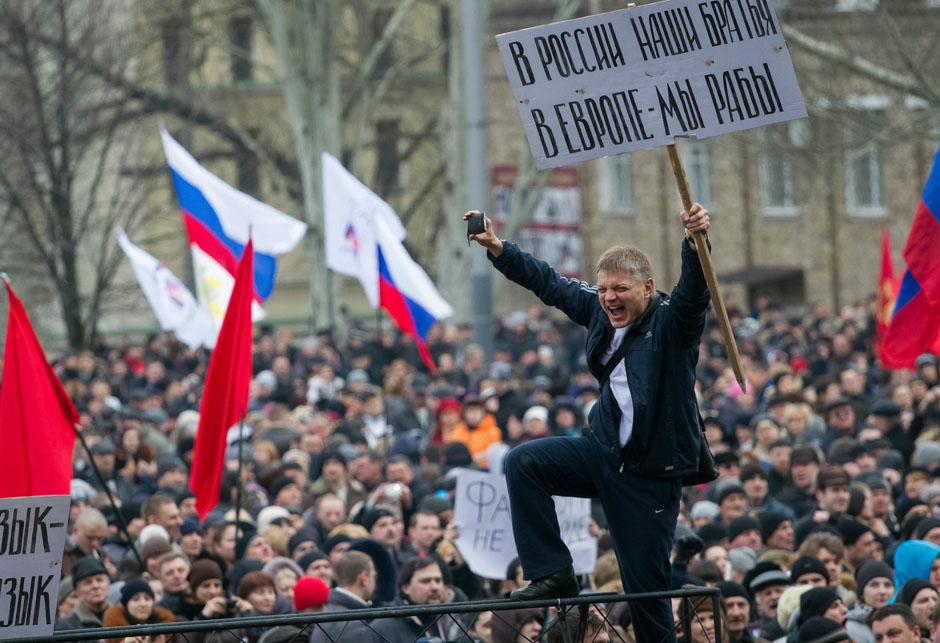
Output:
top-left (453, 468), bottom-right (597, 580)
top-left (0, 495), bottom-right (70, 639)
top-left (496, 0), bottom-right (807, 169)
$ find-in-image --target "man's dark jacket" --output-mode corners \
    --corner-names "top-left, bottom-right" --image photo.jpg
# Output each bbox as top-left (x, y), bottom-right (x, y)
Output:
top-left (309, 589), bottom-right (377, 643)
top-left (490, 239), bottom-right (709, 478)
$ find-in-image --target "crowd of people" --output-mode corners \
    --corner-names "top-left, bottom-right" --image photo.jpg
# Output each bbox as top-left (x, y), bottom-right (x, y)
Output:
top-left (49, 287), bottom-right (940, 643)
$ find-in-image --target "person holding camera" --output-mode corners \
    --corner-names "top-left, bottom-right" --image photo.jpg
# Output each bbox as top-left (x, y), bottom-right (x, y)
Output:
top-left (465, 204), bottom-right (711, 643)
top-left (176, 559), bottom-right (252, 621)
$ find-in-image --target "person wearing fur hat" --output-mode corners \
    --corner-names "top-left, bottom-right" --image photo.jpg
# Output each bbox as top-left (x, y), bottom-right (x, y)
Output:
top-left (102, 578), bottom-right (175, 643)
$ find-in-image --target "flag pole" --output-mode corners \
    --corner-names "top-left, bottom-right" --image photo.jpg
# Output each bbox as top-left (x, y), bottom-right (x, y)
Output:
top-left (666, 143), bottom-right (746, 389)
top-left (73, 428), bottom-right (145, 571)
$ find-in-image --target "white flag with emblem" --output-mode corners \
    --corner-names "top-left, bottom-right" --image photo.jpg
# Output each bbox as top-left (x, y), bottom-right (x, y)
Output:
top-left (117, 228), bottom-right (215, 350)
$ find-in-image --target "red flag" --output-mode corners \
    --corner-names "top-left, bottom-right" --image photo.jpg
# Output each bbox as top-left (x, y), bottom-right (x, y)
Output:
top-left (190, 241), bottom-right (254, 519)
top-left (875, 228), bottom-right (899, 363)
top-left (0, 278), bottom-right (78, 497)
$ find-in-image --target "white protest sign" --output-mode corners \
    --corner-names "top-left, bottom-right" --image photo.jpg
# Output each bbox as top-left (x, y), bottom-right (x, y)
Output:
top-left (0, 495), bottom-right (70, 639)
top-left (496, 0), bottom-right (807, 169)
top-left (453, 468), bottom-right (597, 580)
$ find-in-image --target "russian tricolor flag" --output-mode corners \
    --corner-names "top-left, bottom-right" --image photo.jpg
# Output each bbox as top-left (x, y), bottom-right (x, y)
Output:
top-left (881, 143), bottom-right (940, 368)
top-left (160, 126), bottom-right (307, 338)
top-left (881, 270), bottom-right (940, 368)
top-left (322, 153), bottom-right (452, 371)
top-left (903, 144), bottom-right (940, 307)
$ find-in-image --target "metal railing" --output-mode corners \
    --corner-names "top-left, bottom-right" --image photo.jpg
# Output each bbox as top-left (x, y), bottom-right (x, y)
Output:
top-left (16, 586), bottom-right (720, 643)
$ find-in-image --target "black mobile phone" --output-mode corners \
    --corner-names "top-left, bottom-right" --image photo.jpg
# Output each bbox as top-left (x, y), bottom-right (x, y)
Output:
top-left (467, 211), bottom-right (486, 246)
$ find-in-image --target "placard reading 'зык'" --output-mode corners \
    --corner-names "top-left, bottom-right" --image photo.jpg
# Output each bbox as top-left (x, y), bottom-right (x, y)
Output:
top-left (0, 495), bottom-right (70, 639)
top-left (496, 0), bottom-right (807, 169)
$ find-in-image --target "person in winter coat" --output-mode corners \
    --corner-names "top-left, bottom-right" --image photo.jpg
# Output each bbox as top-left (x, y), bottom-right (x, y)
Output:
top-left (102, 578), bottom-right (175, 643)
top-left (896, 579), bottom-right (940, 637)
top-left (448, 396), bottom-right (502, 467)
top-left (846, 560), bottom-right (895, 643)
top-left (465, 202), bottom-right (712, 643)
top-left (891, 540), bottom-right (940, 603)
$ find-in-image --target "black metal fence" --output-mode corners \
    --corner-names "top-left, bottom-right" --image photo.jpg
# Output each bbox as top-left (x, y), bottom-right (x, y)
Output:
top-left (15, 587), bottom-right (720, 643)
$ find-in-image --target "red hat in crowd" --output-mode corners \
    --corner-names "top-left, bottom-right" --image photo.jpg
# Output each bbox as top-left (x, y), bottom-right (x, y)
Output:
top-left (293, 576), bottom-right (330, 611)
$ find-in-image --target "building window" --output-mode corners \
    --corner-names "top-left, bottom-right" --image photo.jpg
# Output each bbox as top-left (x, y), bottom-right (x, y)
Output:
top-left (676, 140), bottom-right (713, 207)
top-left (229, 16), bottom-right (253, 83)
top-left (845, 123), bottom-right (885, 218)
top-left (376, 119), bottom-right (400, 194)
top-left (760, 123), bottom-right (797, 216)
top-left (161, 20), bottom-right (189, 87)
top-left (598, 154), bottom-right (633, 215)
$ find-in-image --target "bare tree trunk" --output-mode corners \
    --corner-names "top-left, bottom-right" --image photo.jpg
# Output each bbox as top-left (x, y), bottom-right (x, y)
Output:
top-left (258, 0), bottom-right (341, 334)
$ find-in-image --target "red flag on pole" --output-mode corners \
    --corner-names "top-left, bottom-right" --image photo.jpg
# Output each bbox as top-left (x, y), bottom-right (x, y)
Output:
top-left (190, 241), bottom-right (255, 519)
top-left (875, 227), bottom-right (899, 364)
top-left (0, 277), bottom-right (79, 497)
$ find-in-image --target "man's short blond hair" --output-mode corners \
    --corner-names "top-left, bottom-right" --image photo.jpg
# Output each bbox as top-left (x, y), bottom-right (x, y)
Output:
top-left (595, 245), bottom-right (653, 282)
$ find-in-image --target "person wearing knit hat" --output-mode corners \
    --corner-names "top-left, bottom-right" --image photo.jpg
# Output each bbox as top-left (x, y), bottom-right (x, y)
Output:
top-left (57, 575), bottom-right (78, 620)
top-left (717, 581), bottom-right (753, 641)
top-left (102, 578), bottom-right (174, 642)
top-left (288, 528), bottom-right (318, 561)
top-left (760, 512), bottom-right (795, 551)
top-left (358, 507), bottom-right (394, 534)
top-left (800, 587), bottom-right (847, 628)
top-left (915, 517), bottom-right (940, 545)
top-left (728, 546), bottom-right (757, 583)
top-left (797, 616), bottom-right (849, 643)
top-left (298, 551), bottom-right (333, 585)
top-left (235, 531), bottom-right (274, 563)
top-left (183, 558), bottom-right (252, 620)
top-left (321, 533), bottom-right (352, 563)
top-left (777, 585), bottom-right (815, 635)
top-left (56, 555), bottom-right (112, 631)
top-left (838, 518), bottom-right (875, 568)
top-left (268, 476), bottom-right (302, 508)
top-left (293, 576), bottom-right (330, 612)
top-left (690, 500), bottom-right (721, 527)
top-left (696, 522), bottom-right (728, 548)
top-left (728, 516), bottom-right (761, 551)
top-left (897, 579), bottom-right (939, 634)
top-left (854, 560), bottom-right (895, 609)
top-left (717, 480), bottom-right (748, 527)
top-left (133, 536), bottom-right (170, 578)
top-left (189, 559), bottom-right (225, 596)
top-left (791, 556), bottom-right (830, 587)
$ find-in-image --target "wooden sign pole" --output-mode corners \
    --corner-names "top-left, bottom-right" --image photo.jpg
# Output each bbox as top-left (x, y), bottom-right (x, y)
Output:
top-left (667, 143), bottom-right (747, 389)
